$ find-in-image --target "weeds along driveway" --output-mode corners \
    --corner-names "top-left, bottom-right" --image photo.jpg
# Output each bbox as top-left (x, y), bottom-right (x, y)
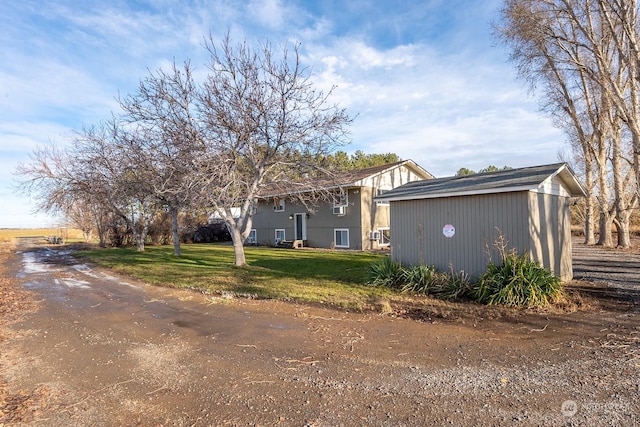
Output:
top-left (1, 238), bottom-right (639, 426)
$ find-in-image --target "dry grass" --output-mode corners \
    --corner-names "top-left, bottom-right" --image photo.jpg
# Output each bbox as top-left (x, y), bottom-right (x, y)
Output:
top-left (0, 241), bottom-right (49, 425)
top-left (0, 228), bottom-right (84, 242)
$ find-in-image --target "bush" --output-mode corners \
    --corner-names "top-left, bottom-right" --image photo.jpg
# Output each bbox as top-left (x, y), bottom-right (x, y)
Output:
top-left (368, 257), bottom-right (406, 289)
top-left (472, 250), bottom-right (563, 307)
top-left (368, 249), bottom-right (561, 307)
top-left (192, 222), bottom-right (232, 243)
top-left (368, 259), bottom-right (470, 300)
top-left (401, 264), bottom-right (440, 294)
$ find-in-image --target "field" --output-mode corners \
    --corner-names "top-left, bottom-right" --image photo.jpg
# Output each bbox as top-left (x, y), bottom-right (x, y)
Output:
top-left (0, 228), bottom-right (84, 242)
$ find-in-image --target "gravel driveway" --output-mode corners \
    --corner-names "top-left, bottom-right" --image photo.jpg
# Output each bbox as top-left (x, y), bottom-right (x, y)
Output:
top-left (1, 238), bottom-right (639, 426)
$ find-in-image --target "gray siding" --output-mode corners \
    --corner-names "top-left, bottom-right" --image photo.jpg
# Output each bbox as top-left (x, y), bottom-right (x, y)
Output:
top-left (528, 192), bottom-right (573, 280)
top-left (251, 188), bottom-right (366, 249)
top-left (308, 188), bottom-right (363, 249)
top-left (390, 192), bottom-right (533, 279)
top-left (390, 191), bottom-right (574, 280)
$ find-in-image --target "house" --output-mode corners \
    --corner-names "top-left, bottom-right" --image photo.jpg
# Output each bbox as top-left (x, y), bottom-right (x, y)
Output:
top-left (249, 160), bottom-right (434, 250)
top-left (374, 163), bottom-right (586, 281)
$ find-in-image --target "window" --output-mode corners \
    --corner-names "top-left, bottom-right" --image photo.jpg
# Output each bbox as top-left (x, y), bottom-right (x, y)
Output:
top-left (375, 188), bottom-right (389, 206)
top-left (273, 198), bottom-right (285, 212)
top-left (334, 229), bottom-right (349, 248)
top-left (247, 229), bottom-right (257, 244)
top-left (333, 190), bottom-right (348, 207)
top-left (378, 228), bottom-right (390, 246)
top-left (275, 229), bottom-right (285, 244)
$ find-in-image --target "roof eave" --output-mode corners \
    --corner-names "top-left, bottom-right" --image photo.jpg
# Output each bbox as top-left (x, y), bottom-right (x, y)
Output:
top-left (376, 185), bottom-right (539, 202)
top-left (555, 164), bottom-right (587, 197)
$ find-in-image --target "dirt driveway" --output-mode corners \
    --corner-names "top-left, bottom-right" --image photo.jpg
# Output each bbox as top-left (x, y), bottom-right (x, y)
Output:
top-left (1, 238), bottom-right (639, 426)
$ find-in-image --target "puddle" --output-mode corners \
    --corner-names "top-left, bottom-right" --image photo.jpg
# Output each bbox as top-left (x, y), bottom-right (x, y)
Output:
top-left (18, 251), bottom-right (61, 277)
top-left (57, 278), bottom-right (92, 290)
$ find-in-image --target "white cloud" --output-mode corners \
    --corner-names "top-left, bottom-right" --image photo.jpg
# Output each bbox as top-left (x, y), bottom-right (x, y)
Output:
top-left (248, 0), bottom-right (286, 29)
top-left (299, 30), bottom-right (562, 177)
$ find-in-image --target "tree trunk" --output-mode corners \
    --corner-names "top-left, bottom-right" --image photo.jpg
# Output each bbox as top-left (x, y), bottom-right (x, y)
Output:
top-left (230, 227), bottom-right (247, 266)
top-left (132, 219), bottom-right (148, 252)
top-left (171, 206), bottom-right (182, 257)
top-left (82, 228), bottom-right (93, 243)
top-left (595, 145), bottom-right (612, 247)
top-left (583, 163), bottom-right (596, 245)
top-left (584, 197), bottom-right (596, 245)
top-left (96, 215), bottom-right (108, 247)
top-left (615, 215), bottom-right (631, 248)
top-left (133, 224), bottom-right (148, 251)
top-left (597, 211), bottom-right (613, 247)
top-left (611, 128), bottom-right (631, 249)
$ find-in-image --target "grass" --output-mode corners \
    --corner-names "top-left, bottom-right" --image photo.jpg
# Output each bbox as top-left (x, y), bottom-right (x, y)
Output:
top-left (77, 244), bottom-right (399, 310)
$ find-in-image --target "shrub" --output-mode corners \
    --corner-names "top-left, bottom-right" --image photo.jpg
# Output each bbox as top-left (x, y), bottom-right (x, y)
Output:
top-left (472, 250), bottom-right (563, 307)
top-left (369, 260), bottom-right (471, 301)
top-left (401, 264), bottom-right (439, 294)
top-left (431, 268), bottom-right (471, 301)
top-left (368, 257), bottom-right (406, 289)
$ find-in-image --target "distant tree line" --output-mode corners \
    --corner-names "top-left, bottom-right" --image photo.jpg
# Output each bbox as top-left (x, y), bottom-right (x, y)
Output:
top-left (322, 150), bottom-right (401, 171)
top-left (455, 165), bottom-right (512, 176)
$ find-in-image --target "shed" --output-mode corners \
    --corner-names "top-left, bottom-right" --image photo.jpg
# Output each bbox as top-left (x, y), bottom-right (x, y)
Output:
top-left (374, 163), bottom-right (586, 281)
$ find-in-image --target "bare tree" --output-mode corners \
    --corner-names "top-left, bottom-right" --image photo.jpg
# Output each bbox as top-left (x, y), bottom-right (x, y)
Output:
top-left (498, 0), bottom-right (639, 247)
top-left (70, 120), bottom-right (159, 251)
top-left (196, 35), bottom-right (352, 266)
top-left (17, 35), bottom-right (352, 260)
top-left (118, 61), bottom-right (202, 256)
top-left (15, 142), bottom-right (81, 225)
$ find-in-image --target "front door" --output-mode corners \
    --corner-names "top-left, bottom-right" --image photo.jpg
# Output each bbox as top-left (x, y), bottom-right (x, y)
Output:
top-left (294, 213), bottom-right (307, 240)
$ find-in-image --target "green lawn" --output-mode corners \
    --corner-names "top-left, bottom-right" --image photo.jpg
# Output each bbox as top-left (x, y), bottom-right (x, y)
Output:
top-left (77, 244), bottom-right (399, 310)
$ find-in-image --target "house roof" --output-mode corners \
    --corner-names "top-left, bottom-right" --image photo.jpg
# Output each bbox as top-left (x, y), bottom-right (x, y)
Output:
top-left (259, 159), bottom-right (433, 198)
top-left (375, 163), bottom-right (586, 202)
top-left (331, 159), bottom-right (433, 187)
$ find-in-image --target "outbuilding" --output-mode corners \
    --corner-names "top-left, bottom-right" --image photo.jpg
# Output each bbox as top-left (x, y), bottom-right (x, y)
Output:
top-left (374, 163), bottom-right (586, 281)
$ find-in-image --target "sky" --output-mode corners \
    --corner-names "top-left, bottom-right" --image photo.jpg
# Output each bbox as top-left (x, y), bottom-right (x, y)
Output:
top-left (0, 0), bottom-right (567, 228)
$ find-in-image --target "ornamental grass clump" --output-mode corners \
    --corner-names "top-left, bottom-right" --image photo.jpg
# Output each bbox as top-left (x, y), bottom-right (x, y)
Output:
top-left (473, 250), bottom-right (563, 307)
top-left (368, 259), bottom-right (471, 301)
top-left (367, 257), bottom-right (406, 289)
top-left (401, 264), bottom-right (440, 294)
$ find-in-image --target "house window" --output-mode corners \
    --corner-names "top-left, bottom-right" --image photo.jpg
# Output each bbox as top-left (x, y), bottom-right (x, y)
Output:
top-left (333, 190), bottom-right (348, 207)
top-left (378, 228), bottom-right (390, 246)
top-left (332, 190), bottom-right (348, 215)
top-left (275, 229), bottom-right (285, 244)
top-left (273, 198), bottom-right (285, 212)
top-left (247, 229), bottom-right (257, 244)
top-left (334, 229), bottom-right (349, 248)
top-left (375, 188), bottom-right (389, 206)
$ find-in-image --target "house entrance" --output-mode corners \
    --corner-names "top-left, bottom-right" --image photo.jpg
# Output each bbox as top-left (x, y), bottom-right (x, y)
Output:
top-left (294, 213), bottom-right (307, 241)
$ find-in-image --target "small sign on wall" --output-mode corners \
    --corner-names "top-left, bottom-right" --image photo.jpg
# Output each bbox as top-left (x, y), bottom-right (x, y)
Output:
top-left (442, 224), bottom-right (455, 238)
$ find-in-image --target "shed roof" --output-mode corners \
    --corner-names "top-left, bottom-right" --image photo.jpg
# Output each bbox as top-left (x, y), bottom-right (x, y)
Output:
top-left (375, 163), bottom-right (586, 202)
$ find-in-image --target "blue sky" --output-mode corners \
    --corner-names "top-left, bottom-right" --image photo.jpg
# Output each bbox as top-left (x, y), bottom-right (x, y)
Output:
top-left (0, 0), bottom-right (565, 228)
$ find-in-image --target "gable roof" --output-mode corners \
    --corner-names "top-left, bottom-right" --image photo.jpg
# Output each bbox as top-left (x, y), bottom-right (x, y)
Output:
top-left (259, 159), bottom-right (433, 198)
top-left (331, 159), bottom-right (433, 187)
top-left (375, 163), bottom-right (586, 202)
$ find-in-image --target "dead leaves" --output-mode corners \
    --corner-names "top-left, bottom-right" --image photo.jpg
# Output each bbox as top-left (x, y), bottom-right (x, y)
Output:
top-left (0, 384), bottom-right (52, 424)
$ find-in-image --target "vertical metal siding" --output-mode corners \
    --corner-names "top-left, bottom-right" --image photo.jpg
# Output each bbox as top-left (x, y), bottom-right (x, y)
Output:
top-left (391, 192), bottom-right (532, 279)
top-left (528, 193), bottom-right (573, 280)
